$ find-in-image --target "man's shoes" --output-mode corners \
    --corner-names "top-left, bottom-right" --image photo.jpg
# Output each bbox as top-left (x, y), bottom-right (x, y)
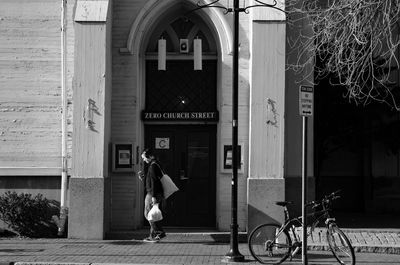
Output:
top-left (143, 236), bottom-right (160, 243)
top-left (157, 232), bottom-right (166, 239)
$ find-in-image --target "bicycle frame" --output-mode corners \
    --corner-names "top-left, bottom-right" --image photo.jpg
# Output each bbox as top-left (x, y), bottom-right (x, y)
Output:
top-left (248, 190), bottom-right (355, 265)
top-left (280, 196), bottom-right (336, 258)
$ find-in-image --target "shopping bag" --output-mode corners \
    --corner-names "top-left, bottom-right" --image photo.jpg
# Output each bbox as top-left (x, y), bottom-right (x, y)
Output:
top-left (147, 203), bottom-right (163, 222)
top-left (160, 174), bottom-right (179, 199)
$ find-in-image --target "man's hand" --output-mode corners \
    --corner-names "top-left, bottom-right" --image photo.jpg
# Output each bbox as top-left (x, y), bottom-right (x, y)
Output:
top-left (138, 170), bottom-right (144, 180)
top-left (151, 197), bottom-right (157, 205)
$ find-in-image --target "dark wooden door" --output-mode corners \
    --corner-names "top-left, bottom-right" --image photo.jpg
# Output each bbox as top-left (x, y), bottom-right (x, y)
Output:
top-left (145, 125), bottom-right (216, 227)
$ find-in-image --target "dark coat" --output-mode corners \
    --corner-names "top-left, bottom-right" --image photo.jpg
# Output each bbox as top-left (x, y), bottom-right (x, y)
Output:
top-left (145, 162), bottom-right (164, 198)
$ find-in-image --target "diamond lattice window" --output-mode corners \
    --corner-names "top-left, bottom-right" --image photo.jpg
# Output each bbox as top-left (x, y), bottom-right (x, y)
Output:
top-left (146, 60), bottom-right (217, 112)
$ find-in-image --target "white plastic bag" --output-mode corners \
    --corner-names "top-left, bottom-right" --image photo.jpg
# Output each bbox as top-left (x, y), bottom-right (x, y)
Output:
top-left (147, 203), bottom-right (163, 222)
top-left (160, 174), bottom-right (179, 199)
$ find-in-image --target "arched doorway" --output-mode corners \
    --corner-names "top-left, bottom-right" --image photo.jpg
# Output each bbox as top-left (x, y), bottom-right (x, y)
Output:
top-left (142, 12), bottom-right (219, 227)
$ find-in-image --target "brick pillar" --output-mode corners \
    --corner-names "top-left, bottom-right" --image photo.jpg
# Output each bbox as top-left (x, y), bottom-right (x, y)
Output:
top-left (69, 1), bottom-right (112, 239)
top-left (248, 6), bottom-right (286, 233)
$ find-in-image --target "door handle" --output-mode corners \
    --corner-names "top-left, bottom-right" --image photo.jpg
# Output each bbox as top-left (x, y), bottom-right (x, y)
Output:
top-left (180, 170), bottom-right (189, 180)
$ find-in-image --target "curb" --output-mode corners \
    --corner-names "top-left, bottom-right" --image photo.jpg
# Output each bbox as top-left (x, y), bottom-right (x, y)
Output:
top-left (15, 263), bottom-right (89, 265)
top-left (353, 245), bottom-right (400, 255)
top-left (14, 263), bottom-right (172, 265)
top-left (308, 244), bottom-right (400, 255)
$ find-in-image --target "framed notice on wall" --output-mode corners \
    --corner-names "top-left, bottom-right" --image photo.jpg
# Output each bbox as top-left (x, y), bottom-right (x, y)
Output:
top-left (112, 143), bottom-right (134, 172)
top-left (221, 141), bottom-right (244, 173)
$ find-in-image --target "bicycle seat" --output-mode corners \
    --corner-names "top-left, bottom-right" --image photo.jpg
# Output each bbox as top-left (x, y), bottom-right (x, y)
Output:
top-left (276, 201), bottom-right (292, 207)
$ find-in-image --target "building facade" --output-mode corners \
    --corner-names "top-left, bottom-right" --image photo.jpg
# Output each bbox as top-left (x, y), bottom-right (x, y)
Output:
top-left (1, 0), bottom-right (398, 239)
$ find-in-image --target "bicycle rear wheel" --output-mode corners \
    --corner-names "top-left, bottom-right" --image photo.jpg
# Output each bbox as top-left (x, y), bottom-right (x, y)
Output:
top-left (248, 223), bottom-right (292, 265)
top-left (326, 224), bottom-right (355, 265)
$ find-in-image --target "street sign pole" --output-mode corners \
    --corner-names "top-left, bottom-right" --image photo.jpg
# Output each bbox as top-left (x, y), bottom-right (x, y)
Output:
top-left (299, 85), bottom-right (313, 265)
top-left (302, 115), bottom-right (308, 265)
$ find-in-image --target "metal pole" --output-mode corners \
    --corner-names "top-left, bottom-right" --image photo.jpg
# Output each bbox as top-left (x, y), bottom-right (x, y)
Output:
top-left (302, 115), bottom-right (308, 264)
top-left (59, 0), bottom-right (68, 237)
top-left (222, 0), bottom-right (244, 262)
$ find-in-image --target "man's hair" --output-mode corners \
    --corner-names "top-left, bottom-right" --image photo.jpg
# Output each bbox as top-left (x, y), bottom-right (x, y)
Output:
top-left (142, 148), bottom-right (155, 159)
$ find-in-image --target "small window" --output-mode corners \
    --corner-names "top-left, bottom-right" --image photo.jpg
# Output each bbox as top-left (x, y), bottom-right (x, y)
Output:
top-left (146, 15), bottom-right (216, 54)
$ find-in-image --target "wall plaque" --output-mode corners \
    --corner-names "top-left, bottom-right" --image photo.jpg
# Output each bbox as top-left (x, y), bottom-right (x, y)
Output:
top-left (112, 143), bottom-right (134, 172)
top-left (155, 138), bottom-right (170, 149)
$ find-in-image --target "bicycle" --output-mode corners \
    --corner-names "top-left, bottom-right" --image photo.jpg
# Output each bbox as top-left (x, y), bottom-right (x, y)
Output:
top-left (248, 190), bottom-right (355, 265)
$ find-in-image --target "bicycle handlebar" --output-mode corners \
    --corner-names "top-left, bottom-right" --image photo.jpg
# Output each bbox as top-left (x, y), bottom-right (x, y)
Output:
top-left (306, 190), bottom-right (341, 208)
top-left (327, 190), bottom-right (341, 198)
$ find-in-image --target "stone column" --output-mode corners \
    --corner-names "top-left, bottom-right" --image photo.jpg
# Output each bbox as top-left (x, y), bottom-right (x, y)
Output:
top-left (248, 4), bottom-right (286, 232)
top-left (69, 0), bottom-right (112, 239)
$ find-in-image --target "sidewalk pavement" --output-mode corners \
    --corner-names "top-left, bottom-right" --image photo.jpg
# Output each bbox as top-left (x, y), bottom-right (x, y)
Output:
top-left (0, 229), bottom-right (399, 265)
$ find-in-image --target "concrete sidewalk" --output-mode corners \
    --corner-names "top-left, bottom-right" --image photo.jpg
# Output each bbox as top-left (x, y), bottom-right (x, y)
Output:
top-left (0, 229), bottom-right (399, 265)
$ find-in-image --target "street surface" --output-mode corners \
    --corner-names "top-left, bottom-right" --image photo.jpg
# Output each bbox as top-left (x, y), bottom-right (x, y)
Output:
top-left (284, 251), bottom-right (400, 265)
top-left (0, 239), bottom-right (399, 265)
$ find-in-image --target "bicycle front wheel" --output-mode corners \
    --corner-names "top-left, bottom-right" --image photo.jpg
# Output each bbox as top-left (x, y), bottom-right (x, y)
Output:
top-left (326, 224), bottom-right (355, 265)
top-left (248, 223), bottom-right (292, 265)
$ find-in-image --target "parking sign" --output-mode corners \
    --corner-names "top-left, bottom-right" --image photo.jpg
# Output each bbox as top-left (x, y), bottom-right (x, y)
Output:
top-left (299, 85), bottom-right (313, 116)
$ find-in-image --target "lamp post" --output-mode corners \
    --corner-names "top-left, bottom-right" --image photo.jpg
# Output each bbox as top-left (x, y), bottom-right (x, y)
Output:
top-left (223, 0), bottom-right (242, 262)
top-left (192, 0), bottom-right (285, 262)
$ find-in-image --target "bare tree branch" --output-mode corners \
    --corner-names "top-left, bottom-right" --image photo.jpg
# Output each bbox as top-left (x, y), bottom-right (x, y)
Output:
top-left (287, 0), bottom-right (400, 110)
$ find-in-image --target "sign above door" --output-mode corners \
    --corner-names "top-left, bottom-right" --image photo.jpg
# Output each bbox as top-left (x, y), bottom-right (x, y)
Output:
top-left (142, 110), bottom-right (219, 121)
